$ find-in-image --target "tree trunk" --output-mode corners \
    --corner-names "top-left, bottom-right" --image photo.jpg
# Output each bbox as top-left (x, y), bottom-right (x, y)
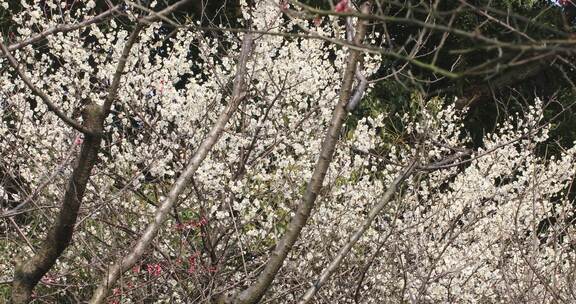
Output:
top-left (11, 104), bottom-right (104, 303)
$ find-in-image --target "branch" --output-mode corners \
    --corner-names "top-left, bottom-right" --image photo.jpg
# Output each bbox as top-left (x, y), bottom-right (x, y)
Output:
top-left (139, 0), bottom-right (195, 24)
top-left (184, 25), bottom-right (461, 78)
top-left (8, 16), bottom-right (146, 302)
top-left (101, 0), bottom-right (197, 114)
top-left (0, 42), bottom-right (94, 135)
top-left (345, 67), bottom-right (368, 111)
top-left (88, 32), bottom-right (255, 304)
top-left (10, 103), bottom-right (105, 303)
top-left (1, 142), bottom-right (77, 218)
top-left (102, 23), bottom-right (144, 114)
top-left (4, 5), bottom-right (120, 54)
top-left (223, 3), bottom-right (372, 303)
top-left (298, 159), bottom-right (417, 303)
top-left (289, 0), bottom-right (575, 53)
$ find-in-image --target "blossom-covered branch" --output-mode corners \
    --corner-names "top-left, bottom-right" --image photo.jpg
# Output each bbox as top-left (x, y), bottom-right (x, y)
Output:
top-left (4, 5), bottom-right (120, 54)
top-left (0, 42), bottom-right (95, 135)
top-left (89, 31), bottom-right (255, 304)
top-left (226, 3), bottom-right (373, 303)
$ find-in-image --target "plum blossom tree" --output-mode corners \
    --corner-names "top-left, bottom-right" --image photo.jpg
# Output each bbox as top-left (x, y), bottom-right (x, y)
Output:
top-left (1, 0), bottom-right (576, 303)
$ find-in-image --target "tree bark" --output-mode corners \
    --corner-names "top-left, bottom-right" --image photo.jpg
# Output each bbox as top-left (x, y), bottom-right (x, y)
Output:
top-left (10, 104), bottom-right (104, 304)
top-left (9, 22), bottom-right (145, 303)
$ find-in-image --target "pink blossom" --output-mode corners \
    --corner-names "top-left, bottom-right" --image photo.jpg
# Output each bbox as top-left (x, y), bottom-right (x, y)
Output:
top-left (157, 79), bottom-right (165, 95)
top-left (198, 216), bottom-right (208, 226)
top-left (187, 262), bottom-right (196, 274)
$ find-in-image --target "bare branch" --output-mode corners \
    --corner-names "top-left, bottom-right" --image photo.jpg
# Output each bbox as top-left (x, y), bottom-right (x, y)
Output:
top-left (289, 0), bottom-right (576, 54)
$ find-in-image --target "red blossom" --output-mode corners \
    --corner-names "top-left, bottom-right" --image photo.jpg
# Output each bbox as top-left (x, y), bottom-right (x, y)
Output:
top-left (74, 134), bottom-right (84, 145)
top-left (146, 263), bottom-right (162, 277)
top-left (187, 252), bottom-right (201, 274)
top-left (335, 0), bottom-right (348, 12)
top-left (206, 266), bottom-right (218, 273)
top-left (175, 216), bottom-right (209, 231)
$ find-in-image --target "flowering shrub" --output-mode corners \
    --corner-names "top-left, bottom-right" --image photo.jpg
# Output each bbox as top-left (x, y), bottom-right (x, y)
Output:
top-left (1, 0), bottom-right (575, 303)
